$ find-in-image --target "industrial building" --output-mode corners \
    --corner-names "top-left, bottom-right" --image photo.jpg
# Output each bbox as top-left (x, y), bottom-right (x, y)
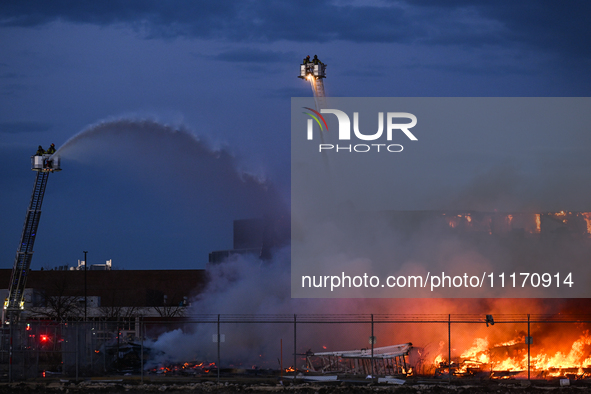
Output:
top-left (0, 266), bottom-right (207, 320)
top-left (1, 215), bottom-right (278, 322)
top-left (208, 216), bottom-right (290, 264)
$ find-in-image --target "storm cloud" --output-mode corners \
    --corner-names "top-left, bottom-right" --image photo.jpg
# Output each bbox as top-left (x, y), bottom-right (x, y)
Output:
top-left (1, 1), bottom-right (590, 61)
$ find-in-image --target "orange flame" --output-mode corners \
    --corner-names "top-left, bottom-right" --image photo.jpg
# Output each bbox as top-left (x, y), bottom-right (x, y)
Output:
top-left (431, 330), bottom-right (591, 378)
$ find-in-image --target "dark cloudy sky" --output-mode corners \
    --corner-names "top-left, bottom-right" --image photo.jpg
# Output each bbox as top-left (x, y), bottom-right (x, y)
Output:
top-left (1, 1), bottom-right (590, 270)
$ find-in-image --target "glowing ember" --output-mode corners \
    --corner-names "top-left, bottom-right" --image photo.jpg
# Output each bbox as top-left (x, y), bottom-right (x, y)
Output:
top-left (150, 361), bottom-right (216, 375)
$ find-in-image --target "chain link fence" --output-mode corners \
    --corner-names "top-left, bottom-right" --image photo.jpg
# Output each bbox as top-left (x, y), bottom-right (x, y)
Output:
top-left (0, 314), bottom-right (589, 382)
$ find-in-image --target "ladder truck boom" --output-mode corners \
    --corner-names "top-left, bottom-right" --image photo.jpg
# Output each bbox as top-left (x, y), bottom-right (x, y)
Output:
top-left (4, 150), bottom-right (61, 322)
top-left (299, 55), bottom-right (327, 111)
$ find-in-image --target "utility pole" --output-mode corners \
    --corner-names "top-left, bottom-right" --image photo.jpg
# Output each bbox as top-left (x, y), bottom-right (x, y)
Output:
top-left (83, 251), bottom-right (88, 321)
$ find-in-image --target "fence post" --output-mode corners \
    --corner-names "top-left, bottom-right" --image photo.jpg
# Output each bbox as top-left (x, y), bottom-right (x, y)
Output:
top-left (293, 314), bottom-right (297, 381)
top-left (89, 321), bottom-right (93, 375)
top-left (140, 317), bottom-right (144, 384)
top-left (36, 326), bottom-right (39, 379)
top-left (448, 314), bottom-right (451, 383)
top-left (21, 323), bottom-right (25, 380)
top-left (76, 323), bottom-right (79, 381)
top-left (527, 314), bottom-right (530, 381)
top-left (8, 315), bottom-right (12, 382)
top-left (371, 314), bottom-right (374, 380)
top-left (280, 338), bottom-right (283, 380)
top-left (217, 314), bottom-right (220, 385)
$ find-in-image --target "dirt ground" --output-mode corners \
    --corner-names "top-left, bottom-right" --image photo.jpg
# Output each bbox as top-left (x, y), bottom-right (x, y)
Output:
top-left (1, 378), bottom-right (590, 394)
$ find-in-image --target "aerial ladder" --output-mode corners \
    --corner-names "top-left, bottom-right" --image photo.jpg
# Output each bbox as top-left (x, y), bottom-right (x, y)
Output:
top-left (298, 55), bottom-right (327, 111)
top-left (3, 149), bottom-right (61, 324)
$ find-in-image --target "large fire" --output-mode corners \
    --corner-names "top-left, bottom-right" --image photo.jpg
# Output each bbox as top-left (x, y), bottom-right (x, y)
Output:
top-left (143, 311), bottom-right (591, 381)
top-left (431, 329), bottom-right (591, 379)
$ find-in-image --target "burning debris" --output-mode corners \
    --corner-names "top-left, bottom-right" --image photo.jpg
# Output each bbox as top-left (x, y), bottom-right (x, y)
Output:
top-left (430, 329), bottom-right (591, 380)
top-left (305, 343), bottom-right (413, 376)
top-left (150, 361), bottom-right (217, 376)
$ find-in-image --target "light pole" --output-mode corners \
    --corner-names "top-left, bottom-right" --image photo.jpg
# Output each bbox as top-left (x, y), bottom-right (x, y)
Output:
top-left (83, 251), bottom-right (88, 321)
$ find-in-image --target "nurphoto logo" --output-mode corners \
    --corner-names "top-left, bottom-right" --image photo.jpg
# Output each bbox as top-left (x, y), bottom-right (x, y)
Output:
top-left (303, 108), bottom-right (418, 153)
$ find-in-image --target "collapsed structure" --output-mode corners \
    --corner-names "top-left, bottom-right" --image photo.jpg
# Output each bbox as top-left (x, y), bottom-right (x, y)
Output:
top-left (306, 343), bottom-right (413, 376)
